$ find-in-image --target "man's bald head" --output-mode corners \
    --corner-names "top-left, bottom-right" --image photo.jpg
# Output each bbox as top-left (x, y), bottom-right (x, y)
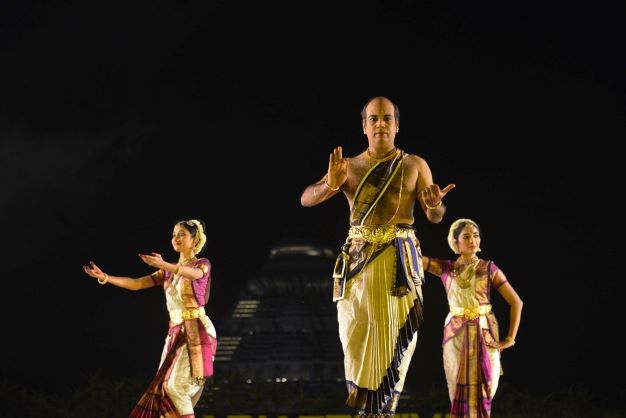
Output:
top-left (360, 96), bottom-right (400, 122)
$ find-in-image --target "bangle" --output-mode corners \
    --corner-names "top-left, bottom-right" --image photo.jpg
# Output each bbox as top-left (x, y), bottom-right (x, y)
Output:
top-left (98, 273), bottom-right (109, 285)
top-left (504, 336), bottom-right (516, 344)
top-left (425, 200), bottom-right (442, 210)
top-left (175, 265), bottom-right (181, 276)
top-left (324, 179), bottom-right (340, 191)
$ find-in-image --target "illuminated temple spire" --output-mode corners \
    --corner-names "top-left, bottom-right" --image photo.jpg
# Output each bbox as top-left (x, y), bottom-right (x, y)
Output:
top-left (198, 238), bottom-right (347, 415)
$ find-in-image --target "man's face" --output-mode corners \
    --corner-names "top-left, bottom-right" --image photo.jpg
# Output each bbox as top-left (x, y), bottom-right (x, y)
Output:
top-left (362, 98), bottom-right (398, 147)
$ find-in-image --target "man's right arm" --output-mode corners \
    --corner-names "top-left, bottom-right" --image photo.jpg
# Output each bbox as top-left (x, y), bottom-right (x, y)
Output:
top-left (300, 177), bottom-right (341, 207)
top-left (301, 146), bottom-right (348, 207)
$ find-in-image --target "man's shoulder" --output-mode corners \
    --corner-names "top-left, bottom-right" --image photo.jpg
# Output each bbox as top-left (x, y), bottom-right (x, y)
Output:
top-left (398, 147), bottom-right (419, 158)
top-left (401, 151), bottom-right (428, 166)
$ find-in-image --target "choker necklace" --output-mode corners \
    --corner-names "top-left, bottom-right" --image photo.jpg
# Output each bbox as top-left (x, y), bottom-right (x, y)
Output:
top-left (366, 146), bottom-right (397, 162)
top-left (179, 255), bottom-right (196, 266)
top-left (456, 256), bottom-right (478, 266)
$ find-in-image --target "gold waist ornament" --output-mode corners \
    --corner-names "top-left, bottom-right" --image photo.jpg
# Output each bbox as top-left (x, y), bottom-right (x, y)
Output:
top-left (450, 304), bottom-right (492, 320)
top-left (348, 224), bottom-right (416, 244)
top-left (169, 306), bottom-right (206, 325)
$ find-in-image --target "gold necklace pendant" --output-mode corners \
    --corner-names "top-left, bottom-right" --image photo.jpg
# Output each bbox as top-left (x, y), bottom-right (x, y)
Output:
top-left (453, 258), bottom-right (479, 289)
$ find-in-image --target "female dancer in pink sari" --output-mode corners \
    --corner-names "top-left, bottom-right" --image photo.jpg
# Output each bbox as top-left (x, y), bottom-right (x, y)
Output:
top-left (423, 218), bottom-right (522, 418)
top-left (84, 219), bottom-right (217, 418)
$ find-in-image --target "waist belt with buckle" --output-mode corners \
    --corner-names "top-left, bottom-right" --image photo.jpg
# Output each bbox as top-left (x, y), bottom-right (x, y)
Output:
top-left (450, 304), bottom-right (492, 320)
top-left (348, 224), bottom-right (416, 245)
top-left (169, 306), bottom-right (206, 325)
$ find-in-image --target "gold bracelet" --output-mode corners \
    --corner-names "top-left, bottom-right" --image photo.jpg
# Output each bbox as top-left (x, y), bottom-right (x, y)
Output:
top-left (425, 200), bottom-right (442, 210)
top-left (324, 179), bottom-right (340, 191)
top-left (175, 265), bottom-right (181, 276)
top-left (504, 336), bottom-right (516, 344)
top-left (98, 273), bottom-right (109, 285)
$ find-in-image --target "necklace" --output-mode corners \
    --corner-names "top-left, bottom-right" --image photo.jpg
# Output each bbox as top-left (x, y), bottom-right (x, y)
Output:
top-left (366, 146), bottom-right (397, 162)
top-left (174, 255), bottom-right (197, 280)
top-left (179, 255), bottom-right (197, 266)
top-left (456, 256), bottom-right (478, 266)
top-left (452, 257), bottom-right (479, 289)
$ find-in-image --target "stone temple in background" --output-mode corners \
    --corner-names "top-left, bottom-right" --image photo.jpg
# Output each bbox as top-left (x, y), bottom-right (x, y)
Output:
top-left (197, 238), bottom-right (351, 415)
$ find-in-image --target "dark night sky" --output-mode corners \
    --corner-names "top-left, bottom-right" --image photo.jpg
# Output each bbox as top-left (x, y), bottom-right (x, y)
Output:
top-left (1, 0), bottom-right (624, 403)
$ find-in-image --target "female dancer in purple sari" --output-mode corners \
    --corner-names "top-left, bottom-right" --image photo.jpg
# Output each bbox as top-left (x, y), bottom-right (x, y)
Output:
top-left (422, 218), bottom-right (523, 418)
top-left (83, 219), bottom-right (217, 418)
